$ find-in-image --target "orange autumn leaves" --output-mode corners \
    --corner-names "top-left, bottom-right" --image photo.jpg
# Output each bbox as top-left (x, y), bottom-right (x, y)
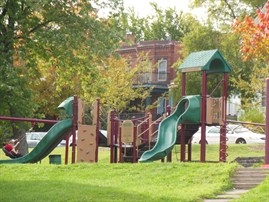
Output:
top-left (232, 1), bottom-right (269, 62)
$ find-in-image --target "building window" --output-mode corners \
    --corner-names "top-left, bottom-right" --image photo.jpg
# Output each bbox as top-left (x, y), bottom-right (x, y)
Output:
top-left (142, 60), bottom-right (152, 83)
top-left (157, 97), bottom-right (166, 115)
top-left (158, 59), bottom-right (167, 81)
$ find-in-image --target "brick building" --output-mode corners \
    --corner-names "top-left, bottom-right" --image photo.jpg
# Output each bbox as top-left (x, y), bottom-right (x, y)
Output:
top-left (117, 40), bottom-right (181, 119)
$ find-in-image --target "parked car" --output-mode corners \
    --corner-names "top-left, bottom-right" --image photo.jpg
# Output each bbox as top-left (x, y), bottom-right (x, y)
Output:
top-left (26, 132), bottom-right (47, 148)
top-left (191, 124), bottom-right (265, 144)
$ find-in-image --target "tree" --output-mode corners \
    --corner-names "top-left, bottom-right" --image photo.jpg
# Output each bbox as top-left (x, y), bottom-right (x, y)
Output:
top-left (231, 2), bottom-right (269, 107)
top-left (190, 0), bottom-right (267, 28)
top-left (0, 0), bottom-right (125, 142)
top-left (98, 55), bottom-right (151, 114)
top-left (120, 3), bottom-right (195, 42)
top-left (178, 0), bottom-right (268, 107)
top-left (232, 2), bottom-right (269, 62)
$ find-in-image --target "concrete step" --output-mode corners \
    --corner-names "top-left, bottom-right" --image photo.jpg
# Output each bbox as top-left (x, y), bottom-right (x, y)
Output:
top-left (232, 178), bottom-right (265, 184)
top-left (233, 173), bottom-right (266, 178)
top-left (215, 194), bottom-right (241, 199)
top-left (236, 168), bottom-right (269, 173)
top-left (203, 190), bottom-right (249, 202)
top-left (233, 182), bottom-right (260, 189)
top-left (224, 190), bottom-right (249, 195)
top-left (231, 168), bottom-right (269, 189)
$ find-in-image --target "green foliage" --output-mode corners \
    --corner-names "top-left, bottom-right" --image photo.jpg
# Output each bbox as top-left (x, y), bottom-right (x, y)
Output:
top-left (97, 55), bottom-right (151, 113)
top-left (174, 0), bottom-right (268, 107)
top-left (239, 108), bottom-right (265, 124)
top-left (119, 4), bottom-right (197, 42)
top-left (190, 0), bottom-right (267, 27)
top-left (0, 0), bottom-right (125, 138)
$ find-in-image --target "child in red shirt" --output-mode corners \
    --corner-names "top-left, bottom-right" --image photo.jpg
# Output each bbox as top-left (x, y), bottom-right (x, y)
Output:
top-left (4, 139), bottom-right (23, 158)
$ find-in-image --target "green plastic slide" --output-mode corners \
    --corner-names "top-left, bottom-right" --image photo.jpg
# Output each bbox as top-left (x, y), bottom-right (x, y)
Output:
top-left (0, 97), bottom-right (74, 164)
top-left (0, 119), bottom-right (72, 164)
top-left (139, 95), bottom-right (201, 162)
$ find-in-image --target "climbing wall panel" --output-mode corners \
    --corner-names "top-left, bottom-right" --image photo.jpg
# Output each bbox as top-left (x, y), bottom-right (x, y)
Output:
top-left (77, 125), bottom-right (96, 163)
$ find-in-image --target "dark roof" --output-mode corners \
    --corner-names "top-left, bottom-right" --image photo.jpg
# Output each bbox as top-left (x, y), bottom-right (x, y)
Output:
top-left (178, 49), bottom-right (231, 73)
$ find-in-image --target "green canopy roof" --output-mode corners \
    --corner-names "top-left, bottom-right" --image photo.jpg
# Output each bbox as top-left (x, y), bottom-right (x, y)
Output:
top-left (178, 49), bottom-right (231, 73)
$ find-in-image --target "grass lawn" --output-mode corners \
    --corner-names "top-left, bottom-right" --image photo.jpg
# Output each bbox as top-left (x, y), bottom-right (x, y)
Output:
top-left (0, 144), bottom-right (267, 202)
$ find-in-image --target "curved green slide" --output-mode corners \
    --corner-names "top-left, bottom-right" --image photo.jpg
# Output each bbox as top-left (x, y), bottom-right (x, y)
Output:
top-left (0, 97), bottom-right (74, 164)
top-left (139, 95), bottom-right (201, 162)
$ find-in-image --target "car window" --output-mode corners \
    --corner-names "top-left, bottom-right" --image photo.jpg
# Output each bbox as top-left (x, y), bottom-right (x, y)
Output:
top-left (208, 127), bottom-right (220, 133)
top-left (26, 134), bottom-right (31, 140)
top-left (27, 132), bottom-right (46, 140)
top-left (32, 134), bottom-right (42, 140)
top-left (234, 127), bottom-right (250, 133)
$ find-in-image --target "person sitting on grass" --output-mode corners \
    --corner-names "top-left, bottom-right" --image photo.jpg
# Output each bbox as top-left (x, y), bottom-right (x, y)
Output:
top-left (2, 139), bottom-right (23, 158)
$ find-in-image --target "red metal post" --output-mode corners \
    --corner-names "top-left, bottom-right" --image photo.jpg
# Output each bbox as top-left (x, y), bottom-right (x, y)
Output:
top-left (71, 95), bottom-right (78, 164)
top-left (182, 72), bottom-right (186, 96)
top-left (119, 127), bottom-right (123, 163)
top-left (265, 78), bottom-right (269, 164)
top-left (166, 105), bottom-right (172, 162)
top-left (219, 73), bottom-right (228, 162)
top-left (95, 98), bottom-right (100, 163)
top-left (200, 71), bottom-right (207, 162)
top-left (181, 72), bottom-right (186, 161)
top-left (110, 111), bottom-right (114, 163)
top-left (65, 130), bottom-right (71, 165)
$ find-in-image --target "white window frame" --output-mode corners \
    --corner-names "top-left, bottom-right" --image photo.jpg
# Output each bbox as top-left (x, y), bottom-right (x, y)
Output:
top-left (158, 59), bottom-right (167, 81)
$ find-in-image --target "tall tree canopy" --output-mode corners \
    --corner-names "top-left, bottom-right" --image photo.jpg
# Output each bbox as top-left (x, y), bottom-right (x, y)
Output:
top-left (232, 2), bottom-right (269, 62)
top-left (183, 0), bottom-right (268, 107)
top-left (231, 1), bottom-right (269, 106)
top-left (0, 0), bottom-right (125, 139)
top-left (119, 3), bottom-right (196, 42)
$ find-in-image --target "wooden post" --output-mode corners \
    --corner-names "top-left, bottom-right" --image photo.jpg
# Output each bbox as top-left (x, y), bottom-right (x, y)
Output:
top-left (132, 117), bottom-right (137, 163)
top-left (65, 130), bottom-right (71, 164)
top-left (110, 110), bottom-right (116, 163)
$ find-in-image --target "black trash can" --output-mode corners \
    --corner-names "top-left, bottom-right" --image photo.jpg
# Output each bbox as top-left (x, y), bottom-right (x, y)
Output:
top-left (49, 154), bottom-right (61, 164)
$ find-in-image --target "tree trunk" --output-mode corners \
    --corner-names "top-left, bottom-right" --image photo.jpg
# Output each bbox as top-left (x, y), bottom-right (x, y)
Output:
top-left (12, 126), bottom-right (29, 156)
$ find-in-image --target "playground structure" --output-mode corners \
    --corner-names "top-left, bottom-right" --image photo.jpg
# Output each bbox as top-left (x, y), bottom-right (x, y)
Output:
top-left (107, 109), bottom-right (167, 163)
top-left (107, 50), bottom-right (232, 163)
top-left (178, 49), bottom-right (231, 162)
top-left (105, 50), bottom-right (269, 164)
top-left (0, 96), bottom-right (101, 164)
top-left (0, 50), bottom-right (268, 165)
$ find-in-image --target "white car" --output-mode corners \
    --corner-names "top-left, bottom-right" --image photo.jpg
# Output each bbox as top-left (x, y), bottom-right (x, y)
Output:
top-left (26, 132), bottom-right (47, 148)
top-left (191, 124), bottom-right (265, 144)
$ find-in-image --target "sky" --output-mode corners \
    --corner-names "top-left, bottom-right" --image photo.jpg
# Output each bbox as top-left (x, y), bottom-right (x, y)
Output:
top-left (123, 0), bottom-right (207, 20)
